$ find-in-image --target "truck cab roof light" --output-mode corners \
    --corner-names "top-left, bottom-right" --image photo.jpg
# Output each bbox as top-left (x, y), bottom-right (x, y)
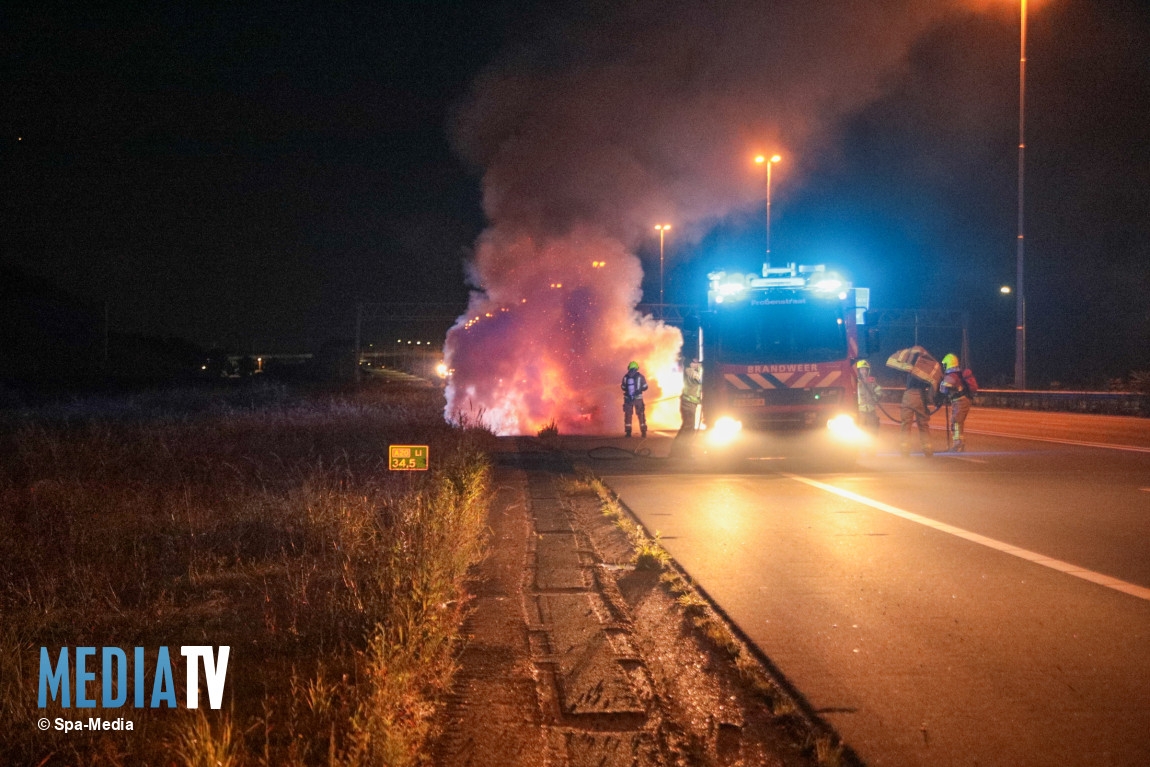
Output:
top-left (718, 282), bottom-right (746, 296)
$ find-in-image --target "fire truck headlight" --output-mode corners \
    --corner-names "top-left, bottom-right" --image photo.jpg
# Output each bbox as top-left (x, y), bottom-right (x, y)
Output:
top-left (826, 414), bottom-right (866, 444)
top-left (707, 416), bottom-right (743, 446)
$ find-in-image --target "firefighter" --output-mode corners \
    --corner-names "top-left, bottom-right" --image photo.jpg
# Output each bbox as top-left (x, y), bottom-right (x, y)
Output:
top-left (621, 361), bottom-right (648, 438)
top-left (939, 353), bottom-right (977, 452)
top-left (670, 357), bottom-right (702, 458)
top-left (855, 359), bottom-right (882, 437)
top-left (900, 369), bottom-right (934, 457)
top-left (679, 357), bottom-right (702, 434)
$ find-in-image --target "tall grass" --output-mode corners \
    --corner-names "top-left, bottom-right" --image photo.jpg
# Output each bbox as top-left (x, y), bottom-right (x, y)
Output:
top-left (0, 382), bottom-right (493, 766)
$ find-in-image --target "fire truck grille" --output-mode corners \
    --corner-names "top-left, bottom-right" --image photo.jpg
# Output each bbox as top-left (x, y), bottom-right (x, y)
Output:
top-left (729, 387), bottom-right (842, 406)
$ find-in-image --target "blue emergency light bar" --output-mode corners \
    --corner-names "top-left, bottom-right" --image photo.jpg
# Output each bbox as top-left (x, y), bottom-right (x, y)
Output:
top-left (706, 263), bottom-right (869, 323)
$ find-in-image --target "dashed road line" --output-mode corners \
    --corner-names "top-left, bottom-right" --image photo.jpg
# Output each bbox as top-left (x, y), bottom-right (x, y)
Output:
top-left (784, 473), bottom-right (1150, 603)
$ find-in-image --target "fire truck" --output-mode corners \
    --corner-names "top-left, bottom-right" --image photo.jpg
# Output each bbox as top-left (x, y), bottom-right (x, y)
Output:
top-left (685, 263), bottom-right (872, 456)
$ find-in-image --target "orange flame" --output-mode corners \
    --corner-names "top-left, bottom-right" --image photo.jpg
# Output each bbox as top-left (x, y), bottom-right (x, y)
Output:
top-left (444, 227), bottom-right (683, 435)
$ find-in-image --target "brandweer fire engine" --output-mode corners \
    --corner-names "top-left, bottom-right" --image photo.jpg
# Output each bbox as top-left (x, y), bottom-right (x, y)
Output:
top-left (688, 263), bottom-right (871, 456)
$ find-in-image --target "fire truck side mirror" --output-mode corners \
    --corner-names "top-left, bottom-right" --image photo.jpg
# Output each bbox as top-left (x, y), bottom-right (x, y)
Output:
top-left (866, 327), bottom-right (881, 356)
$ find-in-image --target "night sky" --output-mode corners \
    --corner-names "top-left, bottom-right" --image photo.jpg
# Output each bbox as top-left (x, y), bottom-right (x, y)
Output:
top-left (4, 1), bottom-right (1148, 385)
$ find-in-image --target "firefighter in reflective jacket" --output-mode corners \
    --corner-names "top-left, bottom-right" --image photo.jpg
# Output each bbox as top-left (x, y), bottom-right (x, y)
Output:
top-left (900, 373), bottom-right (934, 457)
top-left (855, 360), bottom-right (882, 436)
top-left (621, 361), bottom-right (648, 438)
top-left (680, 357), bottom-right (702, 434)
top-left (939, 353), bottom-right (977, 452)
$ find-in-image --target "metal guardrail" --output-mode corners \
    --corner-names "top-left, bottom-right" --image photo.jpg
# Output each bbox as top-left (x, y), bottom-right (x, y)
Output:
top-left (973, 389), bottom-right (1150, 417)
top-left (880, 388), bottom-right (1150, 418)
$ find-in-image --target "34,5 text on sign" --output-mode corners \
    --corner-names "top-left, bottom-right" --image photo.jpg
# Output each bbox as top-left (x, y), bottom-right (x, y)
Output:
top-left (389, 445), bottom-right (428, 471)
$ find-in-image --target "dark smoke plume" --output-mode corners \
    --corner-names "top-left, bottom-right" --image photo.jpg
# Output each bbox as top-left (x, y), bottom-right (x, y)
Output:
top-left (444, 1), bottom-right (975, 435)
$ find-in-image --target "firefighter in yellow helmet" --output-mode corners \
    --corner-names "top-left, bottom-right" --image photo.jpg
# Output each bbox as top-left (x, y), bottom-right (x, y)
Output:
top-left (855, 359), bottom-right (882, 438)
top-left (938, 353), bottom-right (978, 452)
top-left (621, 361), bottom-right (648, 438)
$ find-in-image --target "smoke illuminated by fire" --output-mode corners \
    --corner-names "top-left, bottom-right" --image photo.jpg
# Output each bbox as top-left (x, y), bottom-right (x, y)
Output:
top-left (443, 0), bottom-right (996, 436)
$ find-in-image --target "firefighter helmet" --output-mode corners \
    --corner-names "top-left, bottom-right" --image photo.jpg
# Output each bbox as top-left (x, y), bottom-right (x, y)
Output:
top-left (855, 359), bottom-right (870, 370)
top-left (942, 353), bottom-right (959, 370)
top-left (628, 361), bottom-right (639, 370)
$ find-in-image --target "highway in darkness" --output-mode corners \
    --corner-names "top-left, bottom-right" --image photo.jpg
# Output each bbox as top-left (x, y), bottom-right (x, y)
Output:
top-left (593, 409), bottom-right (1150, 766)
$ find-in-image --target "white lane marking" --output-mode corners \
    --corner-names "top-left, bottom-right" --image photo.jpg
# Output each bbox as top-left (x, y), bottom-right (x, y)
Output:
top-left (783, 473), bottom-right (1150, 603)
top-left (964, 429), bottom-right (1150, 453)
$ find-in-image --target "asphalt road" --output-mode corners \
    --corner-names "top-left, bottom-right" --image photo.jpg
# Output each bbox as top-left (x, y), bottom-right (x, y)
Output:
top-left (594, 409), bottom-right (1150, 766)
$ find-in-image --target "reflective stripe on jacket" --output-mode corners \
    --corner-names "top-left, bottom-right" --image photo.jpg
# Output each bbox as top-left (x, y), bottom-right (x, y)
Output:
top-left (940, 369), bottom-right (972, 402)
top-left (857, 374), bottom-right (881, 410)
top-left (682, 366), bottom-right (702, 404)
top-left (621, 370), bottom-right (648, 400)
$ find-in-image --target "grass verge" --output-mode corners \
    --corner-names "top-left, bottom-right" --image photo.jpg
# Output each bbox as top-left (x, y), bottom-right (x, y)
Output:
top-left (0, 381), bottom-right (493, 766)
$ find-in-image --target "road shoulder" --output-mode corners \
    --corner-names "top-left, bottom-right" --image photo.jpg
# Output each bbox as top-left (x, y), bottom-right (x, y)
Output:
top-left (430, 449), bottom-right (824, 766)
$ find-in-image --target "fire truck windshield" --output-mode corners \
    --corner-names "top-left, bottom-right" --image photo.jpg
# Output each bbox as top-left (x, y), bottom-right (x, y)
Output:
top-left (710, 298), bottom-right (846, 365)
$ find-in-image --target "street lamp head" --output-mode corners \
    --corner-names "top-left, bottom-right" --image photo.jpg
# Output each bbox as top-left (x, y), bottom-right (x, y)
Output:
top-left (770, 154), bottom-right (781, 163)
top-left (1000, 286), bottom-right (1012, 294)
top-left (755, 155), bottom-right (765, 164)
top-left (654, 224), bottom-right (670, 231)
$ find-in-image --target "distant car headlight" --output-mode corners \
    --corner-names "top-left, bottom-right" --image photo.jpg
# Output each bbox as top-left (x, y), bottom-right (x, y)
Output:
top-left (826, 413), bottom-right (866, 445)
top-left (706, 416), bottom-right (743, 446)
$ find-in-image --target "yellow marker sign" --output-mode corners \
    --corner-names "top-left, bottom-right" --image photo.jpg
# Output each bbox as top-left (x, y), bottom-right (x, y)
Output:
top-left (389, 445), bottom-right (429, 471)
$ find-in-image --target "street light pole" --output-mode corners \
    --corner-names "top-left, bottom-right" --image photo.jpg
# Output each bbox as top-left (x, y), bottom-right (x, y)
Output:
top-left (767, 157), bottom-right (775, 259)
top-left (755, 154), bottom-right (782, 265)
top-left (1014, 0), bottom-right (1028, 390)
top-left (654, 224), bottom-right (670, 318)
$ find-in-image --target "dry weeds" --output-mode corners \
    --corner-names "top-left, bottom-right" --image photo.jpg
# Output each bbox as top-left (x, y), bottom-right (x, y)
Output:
top-left (0, 381), bottom-right (493, 766)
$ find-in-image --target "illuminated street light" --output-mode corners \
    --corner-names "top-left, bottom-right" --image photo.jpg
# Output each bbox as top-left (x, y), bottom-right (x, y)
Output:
top-left (1000, 286), bottom-right (1012, 294)
top-left (654, 224), bottom-right (671, 318)
top-left (1014, 0), bottom-right (1028, 390)
top-left (754, 154), bottom-right (782, 263)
